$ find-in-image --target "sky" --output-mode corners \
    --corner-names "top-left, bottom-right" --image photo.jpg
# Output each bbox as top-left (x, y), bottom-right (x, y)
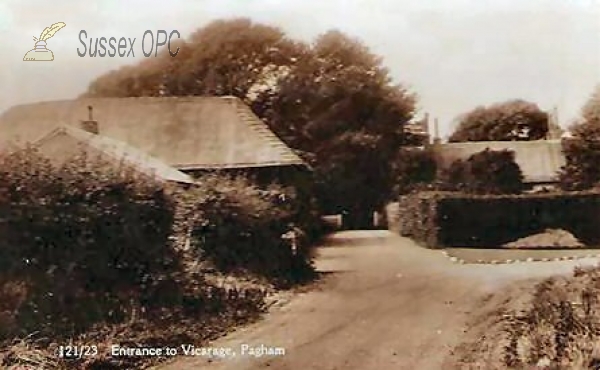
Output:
top-left (1, 0), bottom-right (599, 137)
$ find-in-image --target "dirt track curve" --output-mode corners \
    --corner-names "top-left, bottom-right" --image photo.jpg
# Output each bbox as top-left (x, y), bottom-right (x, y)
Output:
top-left (157, 230), bottom-right (600, 370)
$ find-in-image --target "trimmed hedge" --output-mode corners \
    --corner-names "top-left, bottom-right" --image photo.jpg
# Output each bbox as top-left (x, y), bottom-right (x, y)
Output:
top-left (397, 191), bottom-right (600, 248)
top-left (396, 192), bottom-right (442, 247)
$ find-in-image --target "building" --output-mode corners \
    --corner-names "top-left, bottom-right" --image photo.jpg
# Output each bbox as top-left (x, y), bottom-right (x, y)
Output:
top-left (428, 110), bottom-right (567, 188)
top-left (0, 96), bottom-right (307, 184)
top-left (34, 124), bottom-right (194, 185)
top-left (431, 139), bottom-right (565, 187)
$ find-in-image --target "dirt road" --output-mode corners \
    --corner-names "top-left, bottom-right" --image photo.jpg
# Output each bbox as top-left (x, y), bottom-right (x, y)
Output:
top-left (157, 231), bottom-right (600, 370)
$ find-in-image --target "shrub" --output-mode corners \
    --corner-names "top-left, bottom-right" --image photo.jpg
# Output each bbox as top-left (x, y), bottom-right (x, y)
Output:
top-left (0, 148), bottom-right (183, 337)
top-left (392, 148), bottom-right (437, 195)
top-left (0, 147), bottom-right (321, 347)
top-left (440, 149), bottom-right (524, 194)
top-left (175, 174), bottom-right (320, 286)
top-left (502, 267), bottom-right (600, 369)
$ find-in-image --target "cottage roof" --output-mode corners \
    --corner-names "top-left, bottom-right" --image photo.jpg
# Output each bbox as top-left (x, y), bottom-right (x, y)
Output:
top-left (35, 125), bottom-right (195, 184)
top-left (0, 96), bottom-right (305, 170)
top-left (433, 140), bottom-right (565, 184)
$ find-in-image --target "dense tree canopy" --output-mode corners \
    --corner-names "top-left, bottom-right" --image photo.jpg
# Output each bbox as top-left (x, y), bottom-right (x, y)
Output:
top-left (448, 100), bottom-right (549, 142)
top-left (85, 19), bottom-right (416, 226)
top-left (581, 85), bottom-right (600, 124)
top-left (560, 86), bottom-right (600, 190)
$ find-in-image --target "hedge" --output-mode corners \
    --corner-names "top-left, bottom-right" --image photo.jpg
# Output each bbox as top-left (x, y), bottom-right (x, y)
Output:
top-left (0, 148), bottom-right (323, 342)
top-left (397, 191), bottom-right (600, 248)
top-left (0, 148), bottom-right (183, 337)
top-left (174, 174), bottom-right (322, 286)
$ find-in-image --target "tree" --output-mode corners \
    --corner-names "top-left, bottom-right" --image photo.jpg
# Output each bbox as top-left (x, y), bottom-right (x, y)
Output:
top-left (581, 85), bottom-right (600, 124)
top-left (254, 30), bottom-right (415, 227)
top-left (85, 22), bottom-right (416, 229)
top-left (441, 149), bottom-right (524, 194)
top-left (86, 18), bottom-right (304, 99)
top-left (559, 87), bottom-right (600, 190)
top-left (449, 100), bottom-right (549, 142)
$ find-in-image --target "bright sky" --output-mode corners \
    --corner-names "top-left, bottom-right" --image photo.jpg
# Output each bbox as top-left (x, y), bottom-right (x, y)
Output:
top-left (1, 0), bottom-right (599, 137)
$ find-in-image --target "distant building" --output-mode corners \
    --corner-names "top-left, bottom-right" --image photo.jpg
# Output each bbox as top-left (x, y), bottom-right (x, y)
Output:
top-left (403, 114), bottom-right (430, 147)
top-left (432, 139), bottom-right (565, 187)
top-left (421, 107), bottom-right (567, 188)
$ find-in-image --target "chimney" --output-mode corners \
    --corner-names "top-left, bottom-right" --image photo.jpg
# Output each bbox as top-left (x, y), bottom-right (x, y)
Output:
top-left (81, 105), bottom-right (99, 134)
top-left (433, 117), bottom-right (441, 145)
top-left (422, 113), bottom-right (430, 133)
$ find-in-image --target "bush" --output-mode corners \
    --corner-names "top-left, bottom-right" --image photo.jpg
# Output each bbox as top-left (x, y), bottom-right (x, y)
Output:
top-left (0, 147), bottom-right (322, 349)
top-left (503, 267), bottom-right (600, 369)
top-left (396, 190), bottom-right (600, 248)
top-left (392, 148), bottom-right (437, 195)
top-left (175, 174), bottom-right (321, 287)
top-left (440, 149), bottom-right (524, 194)
top-left (0, 148), bottom-right (183, 338)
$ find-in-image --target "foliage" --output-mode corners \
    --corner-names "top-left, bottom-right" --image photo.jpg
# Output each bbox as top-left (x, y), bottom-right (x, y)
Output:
top-left (440, 149), bottom-right (524, 195)
top-left (503, 267), bottom-right (600, 369)
top-left (581, 85), bottom-right (600, 124)
top-left (0, 147), bottom-right (185, 337)
top-left (84, 19), bottom-right (416, 226)
top-left (174, 174), bottom-right (321, 287)
top-left (392, 148), bottom-right (437, 195)
top-left (396, 192), bottom-right (443, 248)
top-left (254, 30), bottom-right (415, 221)
top-left (0, 148), bottom-right (321, 350)
top-left (396, 190), bottom-right (600, 248)
top-left (86, 19), bottom-right (303, 99)
top-left (560, 87), bottom-right (600, 191)
top-left (449, 100), bottom-right (549, 142)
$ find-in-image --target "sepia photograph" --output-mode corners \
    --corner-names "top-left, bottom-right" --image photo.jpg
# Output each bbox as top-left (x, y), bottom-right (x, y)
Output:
top-left (1, 0), bottom-right (600, 369)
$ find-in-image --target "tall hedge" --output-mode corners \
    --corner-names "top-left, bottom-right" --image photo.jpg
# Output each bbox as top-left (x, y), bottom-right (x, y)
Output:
top-left (175, 175), bottom-right (320, 286)
top-left (0, 148), bottom-right (182, 336)
top-left (396, 191), bottom-right (600, 248)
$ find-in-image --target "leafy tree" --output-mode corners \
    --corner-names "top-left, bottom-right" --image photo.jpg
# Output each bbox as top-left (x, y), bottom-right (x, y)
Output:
top-left (581, 85), bottom-right (600, 124)
top-left (86, 18), bottom-right (304, 99)
top-left (449, 100), bottom-right (549, 142)
top-left (441, 149), bottom-right (524, 194)
top-left (559, 87), bottom-right (600, 190)
top-left (85, 21), bottom-right (416, 228)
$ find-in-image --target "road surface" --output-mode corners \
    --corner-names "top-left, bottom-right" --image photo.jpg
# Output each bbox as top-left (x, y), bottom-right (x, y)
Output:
top-left (157, 230), bottom-right (600, 370)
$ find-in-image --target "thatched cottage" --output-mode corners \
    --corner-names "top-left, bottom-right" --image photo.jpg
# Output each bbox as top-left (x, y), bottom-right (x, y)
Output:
top-left (432, 139), bottom-right (565, 188)
top-left (0, 96), bottom-right (307, 184)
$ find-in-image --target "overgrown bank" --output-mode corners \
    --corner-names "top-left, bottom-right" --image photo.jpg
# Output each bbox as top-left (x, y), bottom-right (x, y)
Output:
top-left (0, 149), bottom-right (324, 369)
top-left (450, 264), bottom-right (600, 370)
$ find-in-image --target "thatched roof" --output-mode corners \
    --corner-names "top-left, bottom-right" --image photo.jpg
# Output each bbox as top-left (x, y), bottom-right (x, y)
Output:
top-left (35, 126), bottom-right (194, 184)
top-left (0, 96), bottom-right (305, 170)
top-left (433, 140), bottom-right (565, 184)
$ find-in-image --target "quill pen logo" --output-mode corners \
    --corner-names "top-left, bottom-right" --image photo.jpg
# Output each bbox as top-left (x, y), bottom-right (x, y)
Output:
top-left (23, 22), bottom-right (66, 61)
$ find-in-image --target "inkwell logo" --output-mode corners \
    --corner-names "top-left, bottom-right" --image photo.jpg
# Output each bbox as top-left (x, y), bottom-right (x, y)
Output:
top-left (23, 22), bottom-right (66, 61)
